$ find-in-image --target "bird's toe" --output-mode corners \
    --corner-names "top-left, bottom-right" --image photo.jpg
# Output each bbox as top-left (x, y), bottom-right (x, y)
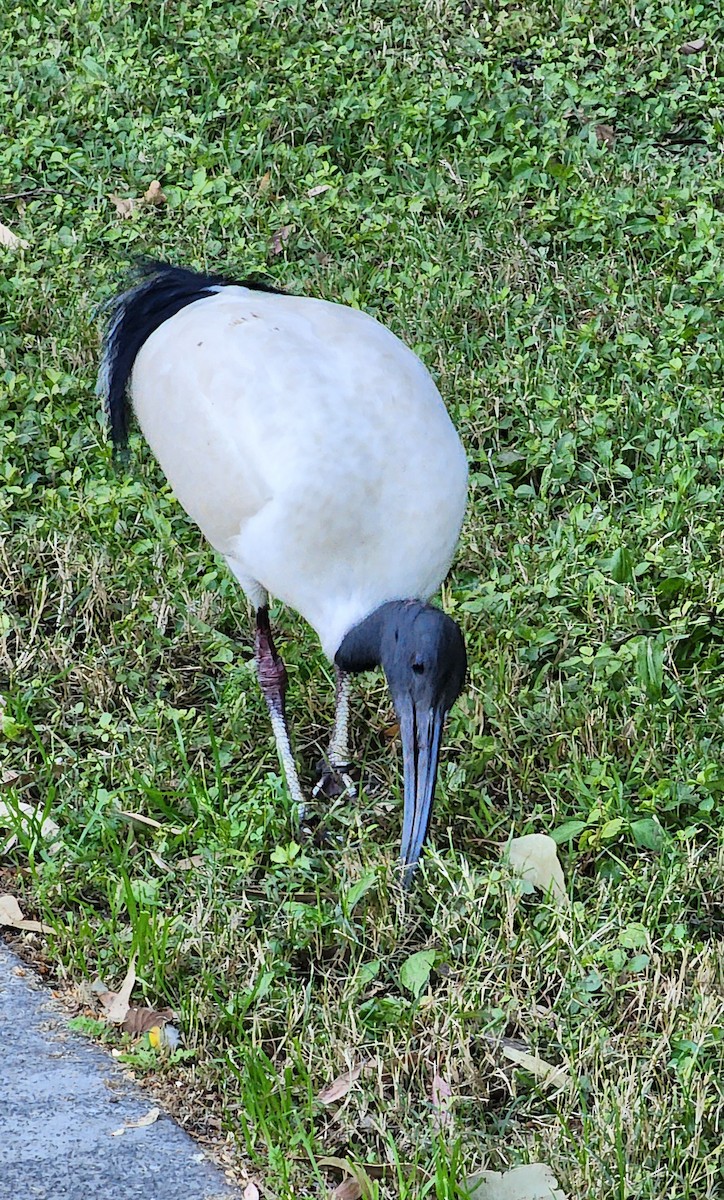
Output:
top-left (312, 760), bottom-right (357, 800)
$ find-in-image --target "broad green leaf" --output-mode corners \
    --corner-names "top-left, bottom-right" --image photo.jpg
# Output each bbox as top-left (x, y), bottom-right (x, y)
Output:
top-left (630, 817), bottom-right (665, 851)
top-left (399, 950), bottom-right (436, 998)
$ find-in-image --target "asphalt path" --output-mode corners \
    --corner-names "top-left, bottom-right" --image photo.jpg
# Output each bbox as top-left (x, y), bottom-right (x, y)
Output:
top-left (0, 940), bottom-right (239, 1200)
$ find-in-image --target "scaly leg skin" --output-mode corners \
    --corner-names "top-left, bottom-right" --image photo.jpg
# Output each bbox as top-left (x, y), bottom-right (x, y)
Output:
top-left (255, 605), bottom-right (306, 821)
top-left (313, 667), bottom-right (356, 800)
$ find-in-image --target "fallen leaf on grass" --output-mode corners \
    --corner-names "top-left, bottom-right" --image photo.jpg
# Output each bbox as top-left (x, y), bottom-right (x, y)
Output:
top-left (243, 1184), bottom-right (260, 1200)
top-left (307, 184), bottom-right (331, 198)
top-left (177, 854), bottom-right (204, 871)
top-left (501, 1045), bottom-right (569, 1092)
top-left (680, 37), bottom-right (705, 54)
top-left (431, 1071), bottom-right (453, 1130)
top-left (257, 170), bottom-right (271, 193)
top-left (97, 953), bottom-right (137, 1024)
top-left (121, 1005), bottom-right (175, 1036)
top-left (0, 800), bottom-right (62, 854)
top-left (319, 1156), bottom-right (374, 1199)
top-left (465, 1163), bottom-right (567, 1200)
top-left (109, 181), bottom-right (167, 219)
top-left (0, 894), bottom-right (52, 933)
top-left (331, 1179), bottom-right (363, 1200)
top-left (271, 224), bottom-right (292, 254)
top-left (318, 1061), bottom-right (365, 1104)
top-left (595, 123), bottom-right (616, 147)
top-left (504, 834), bottom-right (567, 907)
top-left (399, 949), bottom-right (436, 997)
top-left (109, 194), bottom-right (138, 218)
top-left (110, 1106), bottom-right (160, 1136)
top-left (0, 221), bottom-right (29, 249)
top-left (143, 180), bottom-right (166, 205)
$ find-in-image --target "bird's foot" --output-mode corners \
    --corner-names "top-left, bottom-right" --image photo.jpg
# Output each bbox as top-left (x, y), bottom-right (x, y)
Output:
top-left (311, 760), bottom-right (357, 800)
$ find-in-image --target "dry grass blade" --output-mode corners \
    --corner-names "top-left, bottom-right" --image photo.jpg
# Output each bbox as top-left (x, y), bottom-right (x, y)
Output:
top-left (117, 810), bottom-right (163, 830)
top-left (501, 1045), bottom-right (569, 1092)
top-left (0, 800), bottom-right (62, 854)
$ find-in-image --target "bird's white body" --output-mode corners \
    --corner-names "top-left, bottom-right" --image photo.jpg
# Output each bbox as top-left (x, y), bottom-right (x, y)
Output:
top-left (130, 287), bottom-right (467, 657)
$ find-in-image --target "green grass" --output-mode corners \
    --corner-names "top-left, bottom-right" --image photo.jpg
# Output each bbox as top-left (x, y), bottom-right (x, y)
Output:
top-left (2, 0), bottom-right (724, 1195)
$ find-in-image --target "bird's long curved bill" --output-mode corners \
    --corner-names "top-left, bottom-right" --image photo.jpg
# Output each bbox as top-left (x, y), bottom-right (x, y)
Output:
top-left (399, 703), bottom-right (444, 883)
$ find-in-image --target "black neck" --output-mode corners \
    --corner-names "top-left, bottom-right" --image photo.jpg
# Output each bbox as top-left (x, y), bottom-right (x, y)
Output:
top-left (335, 601), bottom-right (409, 674)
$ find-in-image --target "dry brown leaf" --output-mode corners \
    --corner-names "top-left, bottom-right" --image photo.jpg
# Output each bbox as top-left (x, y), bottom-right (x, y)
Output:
top-left (307, 184), bottom-right (331, 198)
top-left (243, 1183), bottom-right (260, 1200)
top-left (258, 171), bottom-right (271, 193)
top-left (110, 1106), bottom-right (160, 1136)
top-left (143, 180), bottom-right (166, 205)
top-left (99, 953), bottom-right (137, 1024)
top-left (177, 854), bottom-right (204, 871)
top-left (318, 1062), bottom-right (364, 1104)
top-left (121, 1005), bottom-right (175, 1036)
top-left (331, 1180), bottom-right (362, 1200)
top-left (595, 123), bottom-right (616, 147)
top-left (0, 221), bottom-right (29, 250)
top-left (382, 722), bottom-right (400, 741)
top-left (0, 894), bottom-right (52, 933)
top-left (109, 194), bottom-right (138, 219)
top-left (501, 1045), bottom-right (569, 1092)
top-left (466, 1163), bottom-right (567, 1200)
top-left (320, 1157), bottom-right (374, 1199)
top-left (505, 834), bottom-right (567, 907)
top-left (680, 37), bottom-right (705, 54)
top-left (431, 1071), bottom-right (453, 1130)
top-left (271, 224), bottom-right (292, 254)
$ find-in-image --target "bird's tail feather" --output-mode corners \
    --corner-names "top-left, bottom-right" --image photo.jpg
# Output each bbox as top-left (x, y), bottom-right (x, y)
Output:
top-left (96, 260), bottom-right (280, 451)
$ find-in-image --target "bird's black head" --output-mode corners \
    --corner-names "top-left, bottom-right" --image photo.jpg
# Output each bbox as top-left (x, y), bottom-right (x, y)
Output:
top-left (336, 600), bottom-right (466, 881)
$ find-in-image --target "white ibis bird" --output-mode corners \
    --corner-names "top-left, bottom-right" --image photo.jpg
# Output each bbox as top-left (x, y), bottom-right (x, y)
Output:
top-left (98, 262), bottom-right (467, 879)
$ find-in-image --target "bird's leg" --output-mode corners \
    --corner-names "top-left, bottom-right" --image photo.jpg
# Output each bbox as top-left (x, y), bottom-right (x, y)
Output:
top-left (313, 667), bottom-right (356, 799)
top-left (254, 605), bottom-right (306, 818)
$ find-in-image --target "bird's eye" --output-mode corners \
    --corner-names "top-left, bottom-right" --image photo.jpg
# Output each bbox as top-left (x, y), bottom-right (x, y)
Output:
top-left (412, 660), bottom-right (425, 675)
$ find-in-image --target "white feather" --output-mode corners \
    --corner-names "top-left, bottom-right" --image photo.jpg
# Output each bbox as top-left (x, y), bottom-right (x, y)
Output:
top-left (130, 287), bottom-right (467, 657)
